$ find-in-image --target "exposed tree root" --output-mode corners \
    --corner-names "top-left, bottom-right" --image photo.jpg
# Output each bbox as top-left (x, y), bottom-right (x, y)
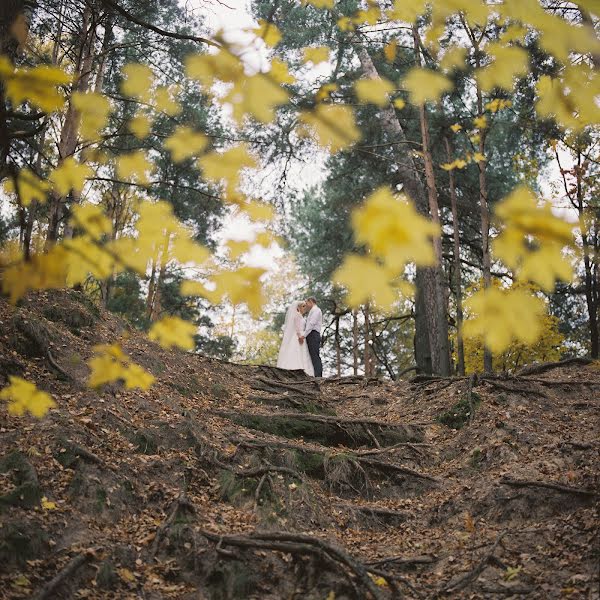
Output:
top-left (200, 529), bottom-right (389, 600)
top-left (480, 378), bottom-right (548, 397)
top-left (367, 554), bottom-right (437, 567)
top-left (151, 494), bottom-right (196, 557)
top-left (252, 376), bottom-right (320, 395)
top-left (33, 549), bottom-right (97, 600)
top-left (500, 477), bottom-right (597, 497)
top-left (335, 501), bottom-right (411, 524)
top-left (442, 532), bottom-right (506, 593)
top-left (516, 357), bottom-right (593, 376)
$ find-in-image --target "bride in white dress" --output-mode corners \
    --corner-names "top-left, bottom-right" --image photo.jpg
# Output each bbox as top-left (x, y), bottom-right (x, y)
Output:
top-left (276, 301), bottom-right (315, 376)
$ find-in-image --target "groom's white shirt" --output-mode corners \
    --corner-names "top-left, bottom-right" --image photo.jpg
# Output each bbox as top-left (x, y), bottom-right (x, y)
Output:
top-left (303, 305), bottom-right (322, 338)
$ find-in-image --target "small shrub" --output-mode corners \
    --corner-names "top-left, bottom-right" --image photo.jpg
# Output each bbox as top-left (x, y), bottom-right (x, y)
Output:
top-left (437, 392), bottom-right (481, 429)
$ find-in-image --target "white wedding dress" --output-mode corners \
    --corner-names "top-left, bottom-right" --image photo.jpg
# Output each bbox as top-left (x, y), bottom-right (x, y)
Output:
top-left (276, 301), bottom-right (315, 376)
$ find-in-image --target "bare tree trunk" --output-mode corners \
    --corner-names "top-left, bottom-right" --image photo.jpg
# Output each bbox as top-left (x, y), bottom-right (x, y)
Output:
top-left (444, 136), bottom-right (465, 375)
top-left (363, 303), bottom-right (371, 377)
top-left (413, 26), bottom-right (451, 376)
top-left (335, 315), bottom-right (341, 377)
top-left (46, 4), bottom-right (97, 245)
top-left (355, 43), bottom-right (449, 375)
top-left (352, 308), bottom-right (359, 376)
top-left (576, 151), bottom-right (599, 358)
top-left (146, 259), bottom-right (158, 319)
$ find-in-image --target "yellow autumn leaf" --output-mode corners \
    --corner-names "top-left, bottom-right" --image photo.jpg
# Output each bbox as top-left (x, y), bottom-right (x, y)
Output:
top-left (440, 45), bottom-right (467, 72)
top-left (450, 123), bottom-right (462, 132)
top-left (315, 83), bottom-right (338, 102)
top-left (118, 568), bottom-right (136, 583)
top-left (393, 98), bottom-right (406, 109)
top-left (149, 316), bottom-right (197, 350)
top-left (403, 68), bottom-right (452, 104)
top-left (303, 0), bottom-right (334, 8)
top-left (50, 158), bottom-right (92, 196)
top-left (485, 98), bottom-right (512, 113)
top-left (121, 63), bottom-right (154, 101)
top-left (154, 85), bottom-right (182, 116)
top-left (0, 57), bottom-right (72, 112)
top-left (270, 58), bottom-right (295, 85)
top-left (209, 266), bottom-right (266, 317)
top-left (463, 287), bottom-right (545, 353)
top-left (116, 151), bottom-right (153, 185)
top-left (333, 255), bottom-right (399, 310)
top-left (72, 91), bottom-right (111, 141)
top-left (354, 77), bottom-right (394, 106)
top-left (476, 44), bottom-right (529, 92)
top-left (70, 203), bottom-right (112, 240)
top-left (186, 49), bottom-right (244, 87)
top-left (128, 113), bottom-right (152, 139)
top-left (41, 496), bottom-right (57, 510)
top-left (387, 0), bottom-right (426, 22)
top-left (253, 19), bottom-right (282, 47)
top-left (472, 152), bottom-right (485, 162)
top-left (0, 376), bottom-right (56, 418)
top-left (473, 115), bottom-right (487, 129)
top-left (165, 126), bottom-right (208, 162)
top-left (303, 46), bottom-right (330, 64)
top-left (12, 574), bottom-right (31, 588)
top-left (198, 144), bottom-right (257, 190)
top-left (88, 344), bottom-right (155, 390)
top-left (224, 73), bottom-right (289, 124)
top-left (241, 200), bottom-right (275, 222)
top-left (299, 104), bottom-right (360, 152)
top-left (352, 186), bottom-right (439, 271)
top-left (384, 40), bottom-right (397, 62)
top-left (441, 158), bottom-right (467, 171)
top-left (4, 168), bottom-right (49, 206)
top-left (226, 239), bottom-right (252, 259)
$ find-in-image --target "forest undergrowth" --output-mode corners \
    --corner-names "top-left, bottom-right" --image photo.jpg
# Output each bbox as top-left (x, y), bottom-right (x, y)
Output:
top-left (0, 290), bottom-right (598, 599)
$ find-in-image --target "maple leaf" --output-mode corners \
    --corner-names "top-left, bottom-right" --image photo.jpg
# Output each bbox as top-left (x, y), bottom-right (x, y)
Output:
top-left (116, 151), bottom-right (153, 185)
top-left (186, 50), bottom-right (244, 87)
top-left (88, 344), bottom-right (155, 390)
top-left (0, 376), bottom-right (56, 418)
top-left (50, 158), bottom-right (92, 196)
top-left (252, 19), bottom-right (282, 47)
top-left (386, 0), bottom-right (426, 22)
top-left (299, 104), bottom-right (360, 152)
top-left (354, 77), bottom-right (394, 106)
top-left (476, 44), bottom-right (529, 92)
top-left (4, 168), bottom-right (49, 206)
top-left (440, 46), bottom-right (467, 72)
top-left (241, 200), bottom-right (275, 222)
top-left (0, 57), bottom-right (72, 112)
top-left (315, 83), bottom-right (338, 103)
top-left (198, 144), bottom-right (257, 190)
top-left (473, 115), bottom-right (487, 129)
top-left (209, 266), bottom-right (266, 316)
top-left (393, 98), bottom-right (406, 109)
top-left (463, 287), bottom-right (546, 353)
top-left (224, 74), bottom-right (289, 124)
top-left (303, 46), bottom-right (330, 64)
top-left (403, 68), bottom-right (452, 104)
top-left (149, 316), bottom-right (197, 350)
top-left (41, 496), bottom-right (57, 510)
top-left (333, 255), bottom-right (400, 310)
top-left (450, 123), bottom-right (462, 132)
top-left (351, 186), bottom-right (439, 272)
top-left (302, 0), bottom-right (334, 8)
top-left (72, 92), bottom-right (111, 141)
top-left (165, 126), bottom-right (208, 162)
top-left (128, 113), bottom-right (152, 139)
top-left (270, 58), bottom-right (295, 85)
top-left (121, 63), bottom-right (154, 101)
top-left (70, 203), bottom-right (112, 240)
top-left (153, 85), bottom-right (182, 116)
top-left (383, 39), bottom-right (397, 62)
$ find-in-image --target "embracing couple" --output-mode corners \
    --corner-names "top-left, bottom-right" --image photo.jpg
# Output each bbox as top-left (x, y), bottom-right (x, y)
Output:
top-left (276, 296), bottom-right (323, 378)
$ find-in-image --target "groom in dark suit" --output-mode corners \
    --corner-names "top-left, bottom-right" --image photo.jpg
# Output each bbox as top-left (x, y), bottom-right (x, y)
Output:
top-left (299, 296), bottom-right (323, 377)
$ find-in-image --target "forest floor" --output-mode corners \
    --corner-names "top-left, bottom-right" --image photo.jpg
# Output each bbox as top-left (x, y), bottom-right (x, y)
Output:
top-left (0, 290), bottom-right (598, 600)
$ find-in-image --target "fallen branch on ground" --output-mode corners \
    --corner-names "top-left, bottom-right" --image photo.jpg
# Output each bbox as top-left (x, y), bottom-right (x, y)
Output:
top-left (500, 477), bottom-right (597, 497)
top-left (443, 532), bottom-right (506, 592)
top-left (33, 549), bottom-right (97, 600)
top-left (367, 554), bottom-right (437, 567)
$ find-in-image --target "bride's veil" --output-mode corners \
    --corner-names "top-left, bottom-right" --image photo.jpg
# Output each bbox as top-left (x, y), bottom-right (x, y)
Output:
top-left (282, 301), bottom-right (300, 338)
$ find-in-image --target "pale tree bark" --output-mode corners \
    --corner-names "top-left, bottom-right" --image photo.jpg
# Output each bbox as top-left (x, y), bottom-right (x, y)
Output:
top-left (355, 43), bottom-right (450, 375)
top-left (363, 303), bottom-right (371, 376)
top-left (46, 4), bottom-right (99, 245)
top-left (352, 308), bottom-right (359, 375)
top-left (335, 315), bottom-right (341, 377)
top-left (444, 136), bottom-right (465, 375)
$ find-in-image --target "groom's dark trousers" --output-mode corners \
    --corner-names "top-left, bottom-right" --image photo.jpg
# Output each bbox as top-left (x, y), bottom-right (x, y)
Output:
top-left (306, 331), bottom-right (323, 377)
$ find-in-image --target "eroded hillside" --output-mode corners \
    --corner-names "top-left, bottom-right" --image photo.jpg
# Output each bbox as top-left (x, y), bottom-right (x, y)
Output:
top-left (0, 291), bottom-right (598, 599)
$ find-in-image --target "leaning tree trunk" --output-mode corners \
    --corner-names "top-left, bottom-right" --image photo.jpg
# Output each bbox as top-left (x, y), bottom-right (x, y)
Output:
top-left (355, 43), bottom-right (450, 375)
